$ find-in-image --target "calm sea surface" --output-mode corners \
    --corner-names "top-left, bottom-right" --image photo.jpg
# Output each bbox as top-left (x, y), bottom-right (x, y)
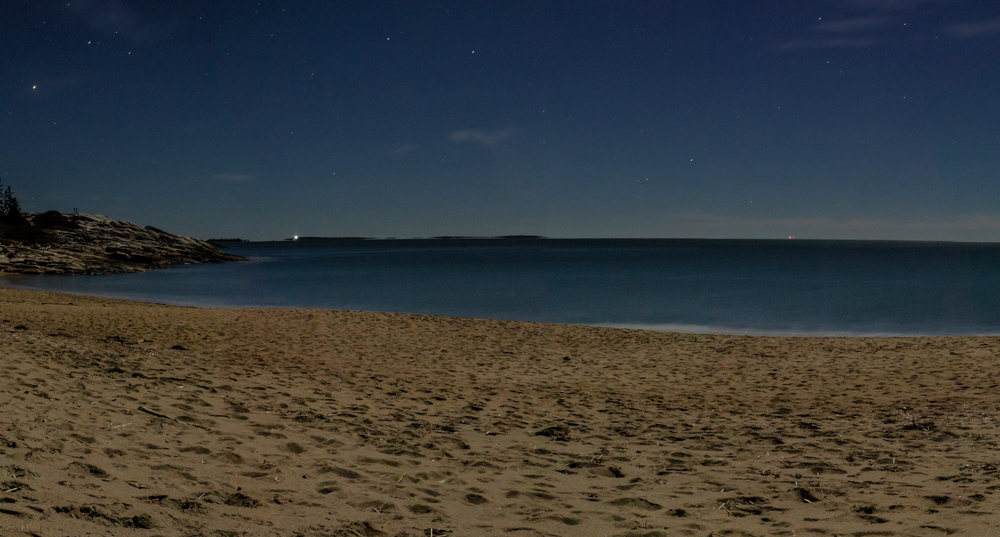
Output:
top-left (3, 239), bottom-right (999, 336)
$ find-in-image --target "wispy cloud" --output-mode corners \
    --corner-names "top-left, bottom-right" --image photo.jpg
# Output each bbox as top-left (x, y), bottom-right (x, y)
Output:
top-left (815, 17), bottom-right (887, 33)
top-left (780, 13), bottom-right (887, 50)
top-left (66, 0), bottom-right (172, 43)
top-left (946, 18), bottom-right (1000, 38)
top-left (674, 213), bottom-right (1000, 234)
top-left (839, 1), bottom-right (1000, 42)
top-left (392, 143), bottom-right (418, 156)
top-left (210, 173), bottom-right (256, 182)
top-left (842, 0), bottom-right (960, 12)
top-left (781, 1), bottom-right (989, 51)
top-left (449, 127), bottom-right (515, 147)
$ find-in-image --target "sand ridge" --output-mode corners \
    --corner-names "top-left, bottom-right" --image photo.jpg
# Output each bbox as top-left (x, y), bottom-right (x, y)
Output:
top-left (1, 287), bottom-right (999, 536)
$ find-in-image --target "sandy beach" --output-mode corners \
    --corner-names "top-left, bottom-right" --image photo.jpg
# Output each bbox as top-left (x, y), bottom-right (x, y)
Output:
top-left (1, 286), bottom-right (998, 536)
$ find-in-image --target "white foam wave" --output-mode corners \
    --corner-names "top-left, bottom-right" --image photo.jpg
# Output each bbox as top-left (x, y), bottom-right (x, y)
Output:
top-left (587, 322), bottom-right (999, 338)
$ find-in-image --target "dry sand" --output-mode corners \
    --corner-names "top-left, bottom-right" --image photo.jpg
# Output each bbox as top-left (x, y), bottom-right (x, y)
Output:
top-left (1, 287), bottom-right (998, 536)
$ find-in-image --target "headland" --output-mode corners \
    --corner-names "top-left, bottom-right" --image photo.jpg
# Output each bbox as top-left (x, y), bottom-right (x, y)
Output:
top-left (0, 212), bottom-right (245, 275)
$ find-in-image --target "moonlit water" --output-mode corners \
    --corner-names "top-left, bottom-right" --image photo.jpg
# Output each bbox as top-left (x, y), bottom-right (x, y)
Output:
top-left (3, 239), bottom-right (999, 336)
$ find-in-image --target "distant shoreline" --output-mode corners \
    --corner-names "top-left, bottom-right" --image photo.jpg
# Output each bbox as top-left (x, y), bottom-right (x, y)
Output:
top-left (220, 236), bottom-right (996, 246)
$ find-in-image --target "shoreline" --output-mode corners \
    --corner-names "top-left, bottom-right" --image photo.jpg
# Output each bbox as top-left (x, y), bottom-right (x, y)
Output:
top-left (2, 278), bottom-right (996, 338)
top-left (2, 286), bottom-right (999, 536)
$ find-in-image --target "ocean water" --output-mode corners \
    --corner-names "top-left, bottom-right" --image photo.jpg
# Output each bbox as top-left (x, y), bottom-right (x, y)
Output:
top-left (3, 239), bottom-right (999, 336)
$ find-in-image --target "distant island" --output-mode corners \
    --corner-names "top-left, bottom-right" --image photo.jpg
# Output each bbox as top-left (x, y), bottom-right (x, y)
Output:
top-left (432, 235), bottom-right (547, 240)
top-left (283, 235), bottom-right (549, 242)
top-left (0, 211), bottom-right (246, 275)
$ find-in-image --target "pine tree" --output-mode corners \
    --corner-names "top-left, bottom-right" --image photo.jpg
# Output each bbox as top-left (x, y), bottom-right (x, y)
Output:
top-left (1, 184), bottom-right (27, 226)
top-left (5, 186), bottom-right (20, 215)
top-left (0, 177), bottom-right (7, 218)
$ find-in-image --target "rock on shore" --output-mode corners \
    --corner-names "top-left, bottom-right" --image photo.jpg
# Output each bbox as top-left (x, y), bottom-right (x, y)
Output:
top-left (0, 213), bottom-right (246, 275)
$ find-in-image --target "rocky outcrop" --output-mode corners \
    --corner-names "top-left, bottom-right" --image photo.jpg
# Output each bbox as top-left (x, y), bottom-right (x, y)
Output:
top-left (0, 213), bottom-right (247, 275)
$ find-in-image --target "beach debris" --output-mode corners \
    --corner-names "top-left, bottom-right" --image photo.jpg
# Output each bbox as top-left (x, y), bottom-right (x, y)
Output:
top-left (334, 521), bottom-right (388, 536)
top-left (902, 419), bottom-right (937, 432)
top-left (797, 487), bottom-right (821, 503)
top-left (535, 425), bottom-right (571, 442)
top-left (608, 497), bottom-right (663, 511)
top-left (224, 491), bottom-right (261, 508)
top-left (854, 504), bottom-right (889, 524)
top-left (130, 514), bottom-right (155, 529)
top-left (138, 406), bottom-right (177, 421)
top-left (104, 335), bottom-right (135, 346)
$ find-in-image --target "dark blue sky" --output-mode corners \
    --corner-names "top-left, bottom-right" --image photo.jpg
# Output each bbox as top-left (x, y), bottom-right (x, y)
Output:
top-left (3, 0), bottom-right (999, 240)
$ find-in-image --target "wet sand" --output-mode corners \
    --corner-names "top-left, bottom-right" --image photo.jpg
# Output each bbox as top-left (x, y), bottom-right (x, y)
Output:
top-left (1, 286), bottom-right (998, 536)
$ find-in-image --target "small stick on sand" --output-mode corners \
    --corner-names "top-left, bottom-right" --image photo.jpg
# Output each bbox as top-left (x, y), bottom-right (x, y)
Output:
top-left (137, 407), bottom-right (211, 431)
top-left (138, 406), bottom-right (177, 421)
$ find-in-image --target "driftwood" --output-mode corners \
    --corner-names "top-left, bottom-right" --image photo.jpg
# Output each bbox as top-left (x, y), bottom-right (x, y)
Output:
top-left (137, 406), bottom-right (177, 421)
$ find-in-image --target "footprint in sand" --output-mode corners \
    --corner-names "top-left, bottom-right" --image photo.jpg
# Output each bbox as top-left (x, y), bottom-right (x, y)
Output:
top-left (317, 482), bottom-right (340, 494)
top-left (407, 503), bottom-right (433, 514)
top-left (608, 497), bottom-right (662, 511)
top-left (224, 491), bottom-right (262, 507)
top-left (67, 461), bottom-right (111, 479)
top-left (464, 493), bottom-right (488, 505)
top-left (318, 465), bottom-right (362, 479)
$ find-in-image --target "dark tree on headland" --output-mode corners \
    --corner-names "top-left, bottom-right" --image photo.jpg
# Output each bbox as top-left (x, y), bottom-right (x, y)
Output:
top-left (0, 177), bottom-right (29, 226)
top-left (0, 178), bottom-right (74, 244)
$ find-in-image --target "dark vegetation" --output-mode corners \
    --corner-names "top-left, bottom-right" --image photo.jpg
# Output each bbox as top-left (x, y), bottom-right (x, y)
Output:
top-left (0, 177), bottom-right (27, 227)
top-left (0, 178), bottom-right (77, 244)
top-left (32, 210), bottom-right (79, 230)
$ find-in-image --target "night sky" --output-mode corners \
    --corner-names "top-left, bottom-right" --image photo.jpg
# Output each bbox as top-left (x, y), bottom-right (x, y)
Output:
top-left (3, 1), bottom-right (999, 241)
